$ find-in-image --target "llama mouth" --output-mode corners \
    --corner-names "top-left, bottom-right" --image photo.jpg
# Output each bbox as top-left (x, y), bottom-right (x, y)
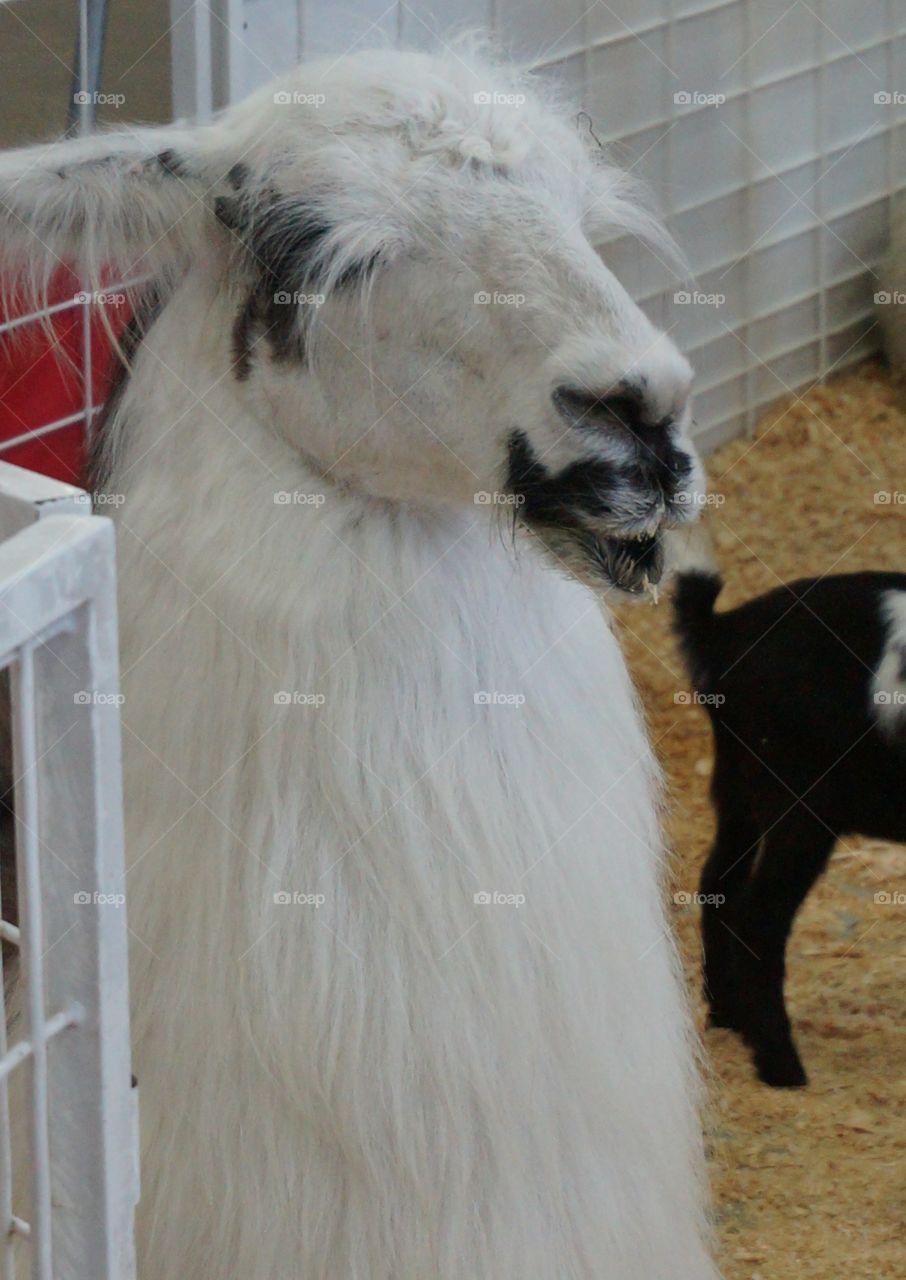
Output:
top-left (558, 522), bottom-right (665, 595)
top-left (504, 430), bottom-right (666, 595)
top-left (518, 517), bottom-right (665, 595)
top-left (598, 530), bottom-right (664, 594)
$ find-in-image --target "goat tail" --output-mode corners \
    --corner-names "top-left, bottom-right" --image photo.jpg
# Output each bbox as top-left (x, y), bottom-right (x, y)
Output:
top-left (666, 524), bottom-right (723, 685)
top-left (673, 569), bottom-right (721, 636)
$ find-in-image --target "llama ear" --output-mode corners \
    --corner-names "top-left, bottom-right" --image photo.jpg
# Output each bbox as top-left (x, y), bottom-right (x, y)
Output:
top-left (0, 124), bottom-right (216, 309)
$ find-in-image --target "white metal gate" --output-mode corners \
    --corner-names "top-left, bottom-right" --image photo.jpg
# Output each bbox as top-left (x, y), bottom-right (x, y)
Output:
top-left (0, 462), bottom-right (137, 1279)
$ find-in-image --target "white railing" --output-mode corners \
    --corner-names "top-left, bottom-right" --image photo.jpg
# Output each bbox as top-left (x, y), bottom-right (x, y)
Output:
top-left (0, 462), bottom-right (137, 1280)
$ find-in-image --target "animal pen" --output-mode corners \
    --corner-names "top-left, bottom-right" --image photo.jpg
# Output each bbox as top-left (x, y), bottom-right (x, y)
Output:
top-left (0, 0), bottom-right (903, 1276)
top-left (0, 463), bottom-right (137, 1278)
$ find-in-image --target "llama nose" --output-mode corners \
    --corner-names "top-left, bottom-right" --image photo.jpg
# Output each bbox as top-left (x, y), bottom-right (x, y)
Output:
top-left (552, 384), bottom-right (695, 508)
top-left (552, 386), bottom-right (652, 434)
top-left (552, 381), bottom-right (670, 437)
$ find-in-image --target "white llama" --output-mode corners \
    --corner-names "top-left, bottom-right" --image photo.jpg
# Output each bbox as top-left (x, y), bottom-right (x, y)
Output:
top-left (0, 47), bottom-right (719, 1280)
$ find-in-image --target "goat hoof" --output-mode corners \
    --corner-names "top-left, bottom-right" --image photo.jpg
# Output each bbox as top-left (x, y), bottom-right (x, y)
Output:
top-left (754, 1048), bottom-right (808, 1089)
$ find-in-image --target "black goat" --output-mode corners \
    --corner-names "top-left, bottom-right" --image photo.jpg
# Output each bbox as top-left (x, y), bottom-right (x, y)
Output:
top-left (673, 563), bottom-right (906, 1087)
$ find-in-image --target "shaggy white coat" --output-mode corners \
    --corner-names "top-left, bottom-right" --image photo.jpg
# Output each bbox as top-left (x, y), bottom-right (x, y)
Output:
top-left (0, 46), bottom-right (718, 1279)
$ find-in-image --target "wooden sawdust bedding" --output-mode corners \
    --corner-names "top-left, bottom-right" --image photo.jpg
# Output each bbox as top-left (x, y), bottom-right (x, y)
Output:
top-left (612, 357), bottom-right (906, 1280)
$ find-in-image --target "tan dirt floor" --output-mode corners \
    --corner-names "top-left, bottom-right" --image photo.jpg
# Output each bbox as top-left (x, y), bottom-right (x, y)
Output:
top-left (612, 357), bottom-right (906, 1280)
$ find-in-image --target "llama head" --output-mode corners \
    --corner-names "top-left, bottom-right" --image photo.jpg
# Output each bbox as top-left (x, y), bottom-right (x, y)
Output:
top-left (0, 45), bottom-right (703, 595)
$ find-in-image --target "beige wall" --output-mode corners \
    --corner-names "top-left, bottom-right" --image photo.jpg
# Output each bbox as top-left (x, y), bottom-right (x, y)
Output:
top-left (0, 0), bottom-right (172, 149)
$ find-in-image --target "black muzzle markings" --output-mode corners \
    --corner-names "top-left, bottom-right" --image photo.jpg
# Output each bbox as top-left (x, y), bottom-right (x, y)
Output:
top-left (505, 428), bottom-right (694, 594)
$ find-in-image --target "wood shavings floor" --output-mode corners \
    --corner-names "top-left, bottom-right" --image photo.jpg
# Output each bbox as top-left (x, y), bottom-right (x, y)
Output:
top-left (612, 358), bottom-right (906, 1280)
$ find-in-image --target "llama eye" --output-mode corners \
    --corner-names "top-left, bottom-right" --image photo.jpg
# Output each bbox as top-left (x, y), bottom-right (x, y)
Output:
top-left (552, 386), bottom-right (642, 432)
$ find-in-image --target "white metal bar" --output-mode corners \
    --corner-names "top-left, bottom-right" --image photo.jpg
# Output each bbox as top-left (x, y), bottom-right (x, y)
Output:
top-left (78, 0), bottom-right (91, 137)
top-left (0, 855), bottom-right (15, 1280)
top-left (0, 297), bottom-right (90, 339)
top-left (816, 0), bottom-right (830, 384)
top-left (0, 1042), bottom-right (34, 1088)
top-left (0, 463), bottom-right (88, 547)
top-left (0, 1010), bottom-right (81, 1086)
top-left (547, 30), bottom-right (896, 87)
top-left (12, 646), bottom-right (53, 1280)
top-left (0, 411), bottom-right (103, 461)
top-left (0, 274), bottom-right (154, 339)
top-left (0, 508), bottom-right (137, 1278)
top-left (170, 0), bottom-right (214, 121)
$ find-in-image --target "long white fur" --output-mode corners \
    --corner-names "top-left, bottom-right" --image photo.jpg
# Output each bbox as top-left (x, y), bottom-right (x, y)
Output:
top-left (2, 46), bottom-right (717, 1279)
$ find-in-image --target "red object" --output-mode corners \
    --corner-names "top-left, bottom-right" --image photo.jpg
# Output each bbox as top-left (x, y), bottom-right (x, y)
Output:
top-left (0, 271), bottom-right (130, 486)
